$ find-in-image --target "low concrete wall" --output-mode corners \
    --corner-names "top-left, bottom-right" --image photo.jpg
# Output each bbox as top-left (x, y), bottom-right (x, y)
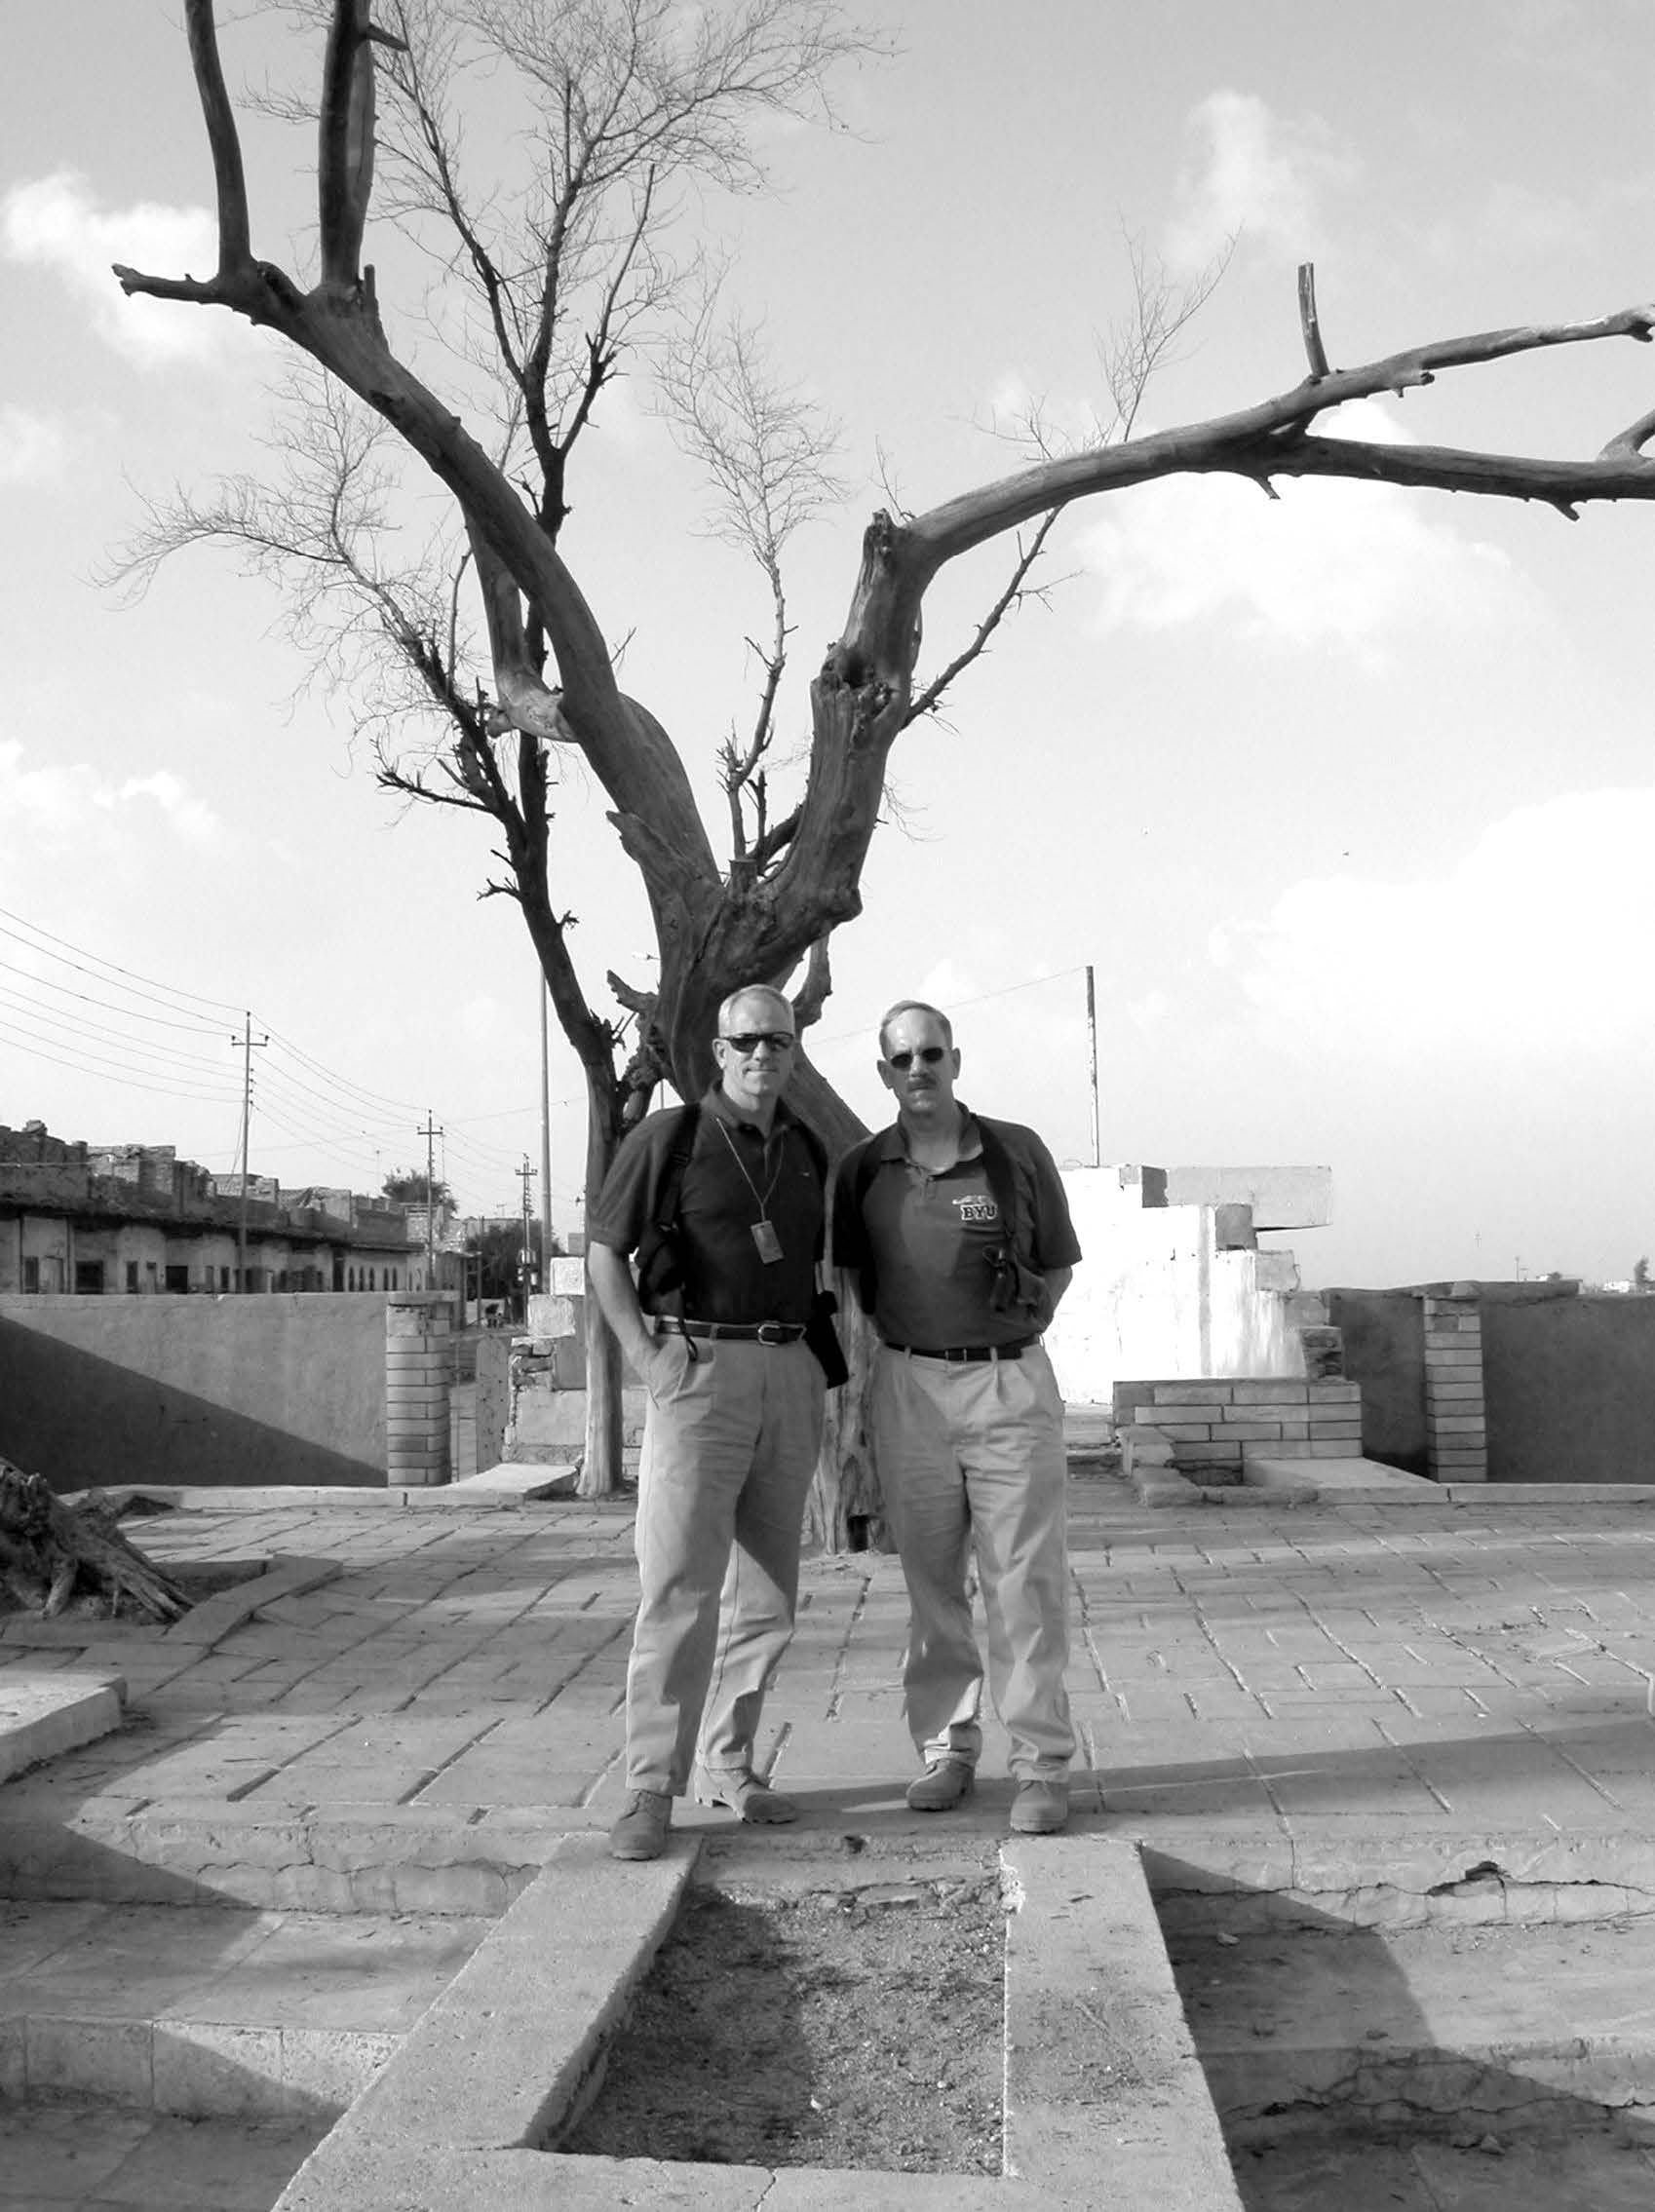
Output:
top-left (1326, 1290), bottom-right (1429, 1476)
top-left (0, 1293), bottom-right (388, 1492)
top-left (1330, 1280), bottom-right (1655, 1485)
top-left (1482, 1290), bottom-right (1655, 1485)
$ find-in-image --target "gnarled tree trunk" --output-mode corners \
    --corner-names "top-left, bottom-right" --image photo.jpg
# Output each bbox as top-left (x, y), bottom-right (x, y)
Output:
top-left (0, 1462), bottom-right (190, 1623)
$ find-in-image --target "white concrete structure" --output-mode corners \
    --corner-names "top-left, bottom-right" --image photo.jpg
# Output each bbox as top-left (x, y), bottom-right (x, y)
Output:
top-left (1044, 1165), bottom-right (1318, 1407)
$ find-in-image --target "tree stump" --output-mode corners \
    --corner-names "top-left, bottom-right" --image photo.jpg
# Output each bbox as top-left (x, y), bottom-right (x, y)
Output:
top-left (0, 1460), bottom-right (190, 1623)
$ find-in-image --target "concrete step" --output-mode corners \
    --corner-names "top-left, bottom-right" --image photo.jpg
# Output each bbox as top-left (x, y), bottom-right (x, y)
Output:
top-left (0, 1898), bottom-right (495, 2120)
top-left (0, 1672), bottom-right (125, 1784)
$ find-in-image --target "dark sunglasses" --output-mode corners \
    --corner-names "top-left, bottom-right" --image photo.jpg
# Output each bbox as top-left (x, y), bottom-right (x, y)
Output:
top-left (887, 1046), bottom-right (948, 1071)
top-left (720, 1030), bottom-right (796, 1052)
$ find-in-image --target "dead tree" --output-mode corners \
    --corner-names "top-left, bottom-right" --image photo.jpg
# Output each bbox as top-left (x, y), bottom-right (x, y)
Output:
top-left (113, 1), bottom-right (1655, 1538)
top-left (0, 1461), bottom-right (190, 1623)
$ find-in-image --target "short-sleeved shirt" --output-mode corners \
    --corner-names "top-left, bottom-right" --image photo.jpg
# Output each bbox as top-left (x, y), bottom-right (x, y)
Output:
top-left (588, 1086), bottom-right (824, 1326)
top-left (834, 1107), bottom-right (1081, 1349)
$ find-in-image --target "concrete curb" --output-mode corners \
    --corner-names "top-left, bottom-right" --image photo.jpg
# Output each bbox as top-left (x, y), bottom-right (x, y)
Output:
top-left (0, 1808), bottom-right (569, 1912)
top-left (274, 1831), bottom-right (1248, 2212)
top-left (453, 1461), bottom-right (580, 1499)
top-left (0, 1673), bottom-right (126, 1786)
top-left (277, 2141), bottom-right (1060, 2209)
top-left (1122, 1461), bottom-right (1655, 1509)
top-left (1003, 1837), bottom-right (1244, 2209)
top-left (1125, 1464), bottom-right (1321, 1510)
top-left (276, 1834), bottom-right (695, 2205)
top-left (80, 1482), bottom-right (614, 1513)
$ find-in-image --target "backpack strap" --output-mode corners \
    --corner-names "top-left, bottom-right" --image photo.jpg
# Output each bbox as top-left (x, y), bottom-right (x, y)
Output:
top-left (654, 1102), bottom-right (701, 1238)
top-left (633, 1102), bottom-right (700, 1315)
top-left (635, 1102), bottom-right (828, 1303)
top-left (974, 1117), bottom-right (1048, 1319)
top-left (973, 1119), bottom-right (1025, 1258)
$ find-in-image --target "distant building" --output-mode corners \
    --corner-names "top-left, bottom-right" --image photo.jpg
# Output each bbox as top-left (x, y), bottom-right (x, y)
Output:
top-left (0, 1121), bottom-right (432, 1295)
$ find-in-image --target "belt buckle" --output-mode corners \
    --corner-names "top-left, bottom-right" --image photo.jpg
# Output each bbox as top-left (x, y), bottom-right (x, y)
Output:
top-left (756, 1321), bottom-right (789, 1347)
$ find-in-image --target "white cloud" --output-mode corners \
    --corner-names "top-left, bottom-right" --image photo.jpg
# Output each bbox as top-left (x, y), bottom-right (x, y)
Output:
top-left (0, 742), bottom-right (227, 861)
top-left (1164, 90), bottom-right (1357, 274)
top-left (1077, 398), bottom-right (1525, 660)
top-left (0, 403), bottom-right (70, 482)
top-left (114, 772), bottom-right (223, 847)
top-left (1213, 786), bottom-right (1655, 1052)
top-left (1, 171), bottom-right (250, 368)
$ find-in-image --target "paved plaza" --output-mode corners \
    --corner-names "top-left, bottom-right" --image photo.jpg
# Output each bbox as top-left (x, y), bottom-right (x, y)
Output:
top-left (8, 1473), bottom-right (1655, 1850)
top-left (8, 1466), bottom-right (1655, 2207)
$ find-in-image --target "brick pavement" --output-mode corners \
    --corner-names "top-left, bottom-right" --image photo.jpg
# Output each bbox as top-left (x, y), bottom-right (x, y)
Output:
top-left (7, 1475), bottom-right (1655, 1872)
top-left (11, 1473), bottom-right (1655, 2211)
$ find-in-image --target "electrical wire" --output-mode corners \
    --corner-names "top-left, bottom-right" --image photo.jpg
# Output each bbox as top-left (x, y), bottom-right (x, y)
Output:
top-left (5, 903), bottom-right (592, 1214)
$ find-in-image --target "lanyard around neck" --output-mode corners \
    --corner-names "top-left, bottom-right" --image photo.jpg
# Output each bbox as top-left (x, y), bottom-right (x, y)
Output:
top-left (714, 1113), bottom-right (786, 1221)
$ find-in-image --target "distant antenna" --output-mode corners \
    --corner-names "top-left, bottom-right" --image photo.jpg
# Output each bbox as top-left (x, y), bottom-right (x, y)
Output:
top-left (1085, 965), bottom-right (1100, 1167)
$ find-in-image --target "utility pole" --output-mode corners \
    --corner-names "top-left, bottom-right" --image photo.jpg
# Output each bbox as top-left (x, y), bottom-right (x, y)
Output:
top-left (230, 1011), bottom-right (268, 1292)
top-left (517, 1154), bottom-right (538, 1307)
top-left (1084, 965), bottom-right (1100, 1168)
top-left (539, 978), bottom-right (555, 1288)
top-left (417, 1110), bottom-right (443, 1285)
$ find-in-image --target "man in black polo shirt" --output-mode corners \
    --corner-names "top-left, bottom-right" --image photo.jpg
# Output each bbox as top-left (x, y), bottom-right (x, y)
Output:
top-left (588, 984), bottom-right (826, 1861)
top-left (834, 999), bottom-right (1082, 1835)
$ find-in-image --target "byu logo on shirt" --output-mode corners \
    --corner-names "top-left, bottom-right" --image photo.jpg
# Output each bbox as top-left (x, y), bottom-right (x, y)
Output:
top-left (954, 1195), bottom-right (1000, 1226)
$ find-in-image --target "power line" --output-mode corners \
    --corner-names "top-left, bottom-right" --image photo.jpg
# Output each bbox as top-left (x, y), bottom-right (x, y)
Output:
top-left (0, 907), bottom-right (243, 1020)
top-left (0, 906), bottom-right (542, 1204)
top-left (0, 1015), bottom-right (241, 1102)
top-left (807, 965), bottom-right (1090, 1048)
top-left (0, 987), bottom-right (237, 1079)
top-left (0, 1021), bottom-right (242, 1106)
top-left (0, 958), bottom-right (226, 1036)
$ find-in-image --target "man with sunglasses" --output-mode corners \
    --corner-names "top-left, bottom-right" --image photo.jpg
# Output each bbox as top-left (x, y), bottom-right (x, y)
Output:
top-left (834, 1000), bottom-right (1082, 1834)
top-left (588, 984), bottom-right (828, 1861)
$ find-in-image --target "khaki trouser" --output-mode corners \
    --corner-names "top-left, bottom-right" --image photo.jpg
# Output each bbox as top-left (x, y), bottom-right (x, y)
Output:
top-left (624, 1333), bottom-right (825, 1793)
top-left (873, 1342), bottom-right (1074, 1779)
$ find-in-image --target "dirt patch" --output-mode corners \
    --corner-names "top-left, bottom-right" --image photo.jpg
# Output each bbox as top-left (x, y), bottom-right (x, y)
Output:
top-left (556, 1864), bottom-right (1006, 2174)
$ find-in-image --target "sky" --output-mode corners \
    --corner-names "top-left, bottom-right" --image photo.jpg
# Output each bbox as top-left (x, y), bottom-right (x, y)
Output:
top-left (3, 0), bottom-right (1654, 1287)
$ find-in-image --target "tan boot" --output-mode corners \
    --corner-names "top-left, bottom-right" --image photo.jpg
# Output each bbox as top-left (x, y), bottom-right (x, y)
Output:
top-left (610, 1788), bottom-right (673, 1859)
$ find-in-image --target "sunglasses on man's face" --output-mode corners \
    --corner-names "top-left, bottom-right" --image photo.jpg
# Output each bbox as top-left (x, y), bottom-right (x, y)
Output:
top-left (886, 1046), bottom-right (948, 1072)
top-left (720, 1031), bottom-right (796, 1052)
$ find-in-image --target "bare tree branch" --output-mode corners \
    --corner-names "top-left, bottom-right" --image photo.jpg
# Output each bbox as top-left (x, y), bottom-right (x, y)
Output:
top-left (185, 0), bottom-right (252, 274)
top-left (319, 0), bottom-right (404, 284)
top-left (904, 511), bottom-right (1063, 728)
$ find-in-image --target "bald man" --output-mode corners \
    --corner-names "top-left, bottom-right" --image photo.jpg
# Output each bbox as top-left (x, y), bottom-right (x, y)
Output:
top-left (588, 985), bottom-right (828, 1860)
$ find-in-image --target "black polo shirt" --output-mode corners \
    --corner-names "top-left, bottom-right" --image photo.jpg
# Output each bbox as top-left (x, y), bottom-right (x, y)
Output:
top-left (588, 1087), bottom-right (823, 1325)
top-left (834, 1106), bottom-right (1082, 1348)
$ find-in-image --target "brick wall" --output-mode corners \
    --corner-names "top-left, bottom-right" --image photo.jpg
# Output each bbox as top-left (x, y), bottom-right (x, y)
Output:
top-left (1112, 1376), bottom-right (1363, 1475)
top-left (1421, 1289), bottom-right (1488, 1482)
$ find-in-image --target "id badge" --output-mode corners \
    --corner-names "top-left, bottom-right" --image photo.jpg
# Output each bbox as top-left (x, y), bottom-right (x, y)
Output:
top-left (751, 1220), bottom-right (784, 1264)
